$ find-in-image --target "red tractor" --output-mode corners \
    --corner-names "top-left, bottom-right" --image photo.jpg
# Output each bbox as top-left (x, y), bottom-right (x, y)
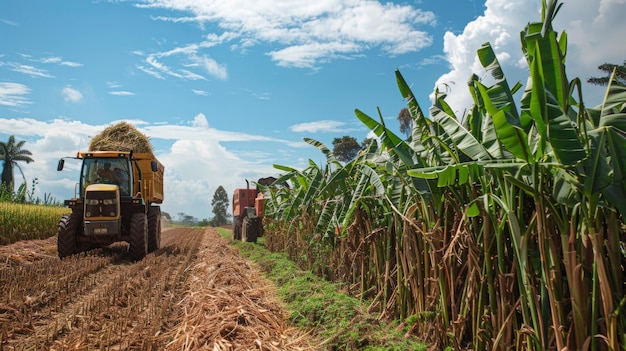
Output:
top-left (232, 179), bottom-right (269, 243)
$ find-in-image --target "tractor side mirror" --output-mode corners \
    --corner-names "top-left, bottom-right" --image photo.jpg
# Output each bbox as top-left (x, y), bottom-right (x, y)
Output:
top-left (151, 160), bottom-right (158, 172)
top-left (57, 159), bottom-right (65, 171)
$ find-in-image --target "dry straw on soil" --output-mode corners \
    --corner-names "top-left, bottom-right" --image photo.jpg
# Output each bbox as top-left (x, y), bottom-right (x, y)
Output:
top-left (88, 121), bottom-right (153, 153)
top-left (162, 232), bottom-right (315, 351)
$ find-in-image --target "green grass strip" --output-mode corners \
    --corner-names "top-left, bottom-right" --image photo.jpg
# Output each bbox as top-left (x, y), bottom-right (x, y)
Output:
top-left (216, 228), bottom-right (426, 351)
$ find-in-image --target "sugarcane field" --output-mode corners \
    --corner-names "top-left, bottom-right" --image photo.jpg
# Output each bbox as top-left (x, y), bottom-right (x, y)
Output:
top-left (2, 1), bottom-right (626, 350)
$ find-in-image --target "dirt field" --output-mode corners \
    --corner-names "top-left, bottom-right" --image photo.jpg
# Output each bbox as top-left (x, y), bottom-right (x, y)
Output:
top-left (0, 227), bottom-right (315, 350)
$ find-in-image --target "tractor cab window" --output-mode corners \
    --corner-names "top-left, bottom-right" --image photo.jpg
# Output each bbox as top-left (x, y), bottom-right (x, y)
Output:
top-left (81, 158), bottom-right (131, 196)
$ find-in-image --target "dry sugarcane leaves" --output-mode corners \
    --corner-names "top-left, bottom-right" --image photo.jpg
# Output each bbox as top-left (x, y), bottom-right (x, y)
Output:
top-left (0, 227), bottom-right (315, 350)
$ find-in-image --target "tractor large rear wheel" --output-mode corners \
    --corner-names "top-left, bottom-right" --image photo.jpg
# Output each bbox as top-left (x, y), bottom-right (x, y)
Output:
top-left (147, 207), bottom-right (161, 252)
top-left (242, 216), bottom-right (257, 243)
top-left (58, 214), bottom-right (80, 258)
top-left (129, 213), bottom-right (148, 260)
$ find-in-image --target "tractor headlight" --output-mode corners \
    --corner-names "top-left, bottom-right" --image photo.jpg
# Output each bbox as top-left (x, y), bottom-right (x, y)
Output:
top-left (86, 199), bottom-right (100, 205)
top-left (102, 199), bottom-right (117, 205)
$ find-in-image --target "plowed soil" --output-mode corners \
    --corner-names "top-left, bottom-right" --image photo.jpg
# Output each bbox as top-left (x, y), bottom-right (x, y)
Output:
top-left (0, 227), bottom-right (315, 350)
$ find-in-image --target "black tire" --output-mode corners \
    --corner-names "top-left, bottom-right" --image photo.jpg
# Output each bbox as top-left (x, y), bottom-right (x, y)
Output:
top-left (147, 207), bottom-right (161, 252)
top-left (233, 217), bottom-right (242, 241)
top-left (58, 214), bottom-right (79, 258)
top-left (257, 218), bottom-right (264, 238)
top-left (129, 212), bottom-right (148, 260)
top-left (242, 216), bottom-right (257, 243)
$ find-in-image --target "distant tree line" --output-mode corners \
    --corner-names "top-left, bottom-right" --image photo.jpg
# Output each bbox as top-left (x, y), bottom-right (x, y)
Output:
top-left (161, 185), bottom-right (232, 227)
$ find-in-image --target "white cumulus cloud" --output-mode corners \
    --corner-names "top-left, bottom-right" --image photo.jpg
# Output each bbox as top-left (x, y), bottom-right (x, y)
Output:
top-left (137, 0), bottom-right (436, 69)
top-left (192, 113), bottom-right (209, 128)
top-left (62, 86), bottom-right (83, 103)
top-left (433, 0), bottom-right (626, 115)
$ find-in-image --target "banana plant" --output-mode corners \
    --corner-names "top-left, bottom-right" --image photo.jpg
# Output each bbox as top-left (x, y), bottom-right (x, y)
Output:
top-left (403, 0), bottom-right (624, 349)
top-left (261, 0), bottom-right (625, 349)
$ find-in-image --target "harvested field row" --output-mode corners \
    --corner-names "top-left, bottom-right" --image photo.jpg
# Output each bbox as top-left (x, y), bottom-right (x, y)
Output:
top-left (0, 227), bottom-right (314, 350)
top-left (160, 231), bottom-right (314, 350)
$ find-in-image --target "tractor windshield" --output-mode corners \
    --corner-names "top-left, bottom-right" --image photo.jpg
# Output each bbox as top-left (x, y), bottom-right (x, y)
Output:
top-left (80, 158), bottom-right (132, 196)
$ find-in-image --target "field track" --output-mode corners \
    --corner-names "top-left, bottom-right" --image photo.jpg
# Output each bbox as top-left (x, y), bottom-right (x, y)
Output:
top-left (0, 227), bottom-right (314, 350)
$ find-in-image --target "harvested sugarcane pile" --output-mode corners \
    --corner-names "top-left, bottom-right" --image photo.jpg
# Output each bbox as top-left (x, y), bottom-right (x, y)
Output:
top-left (88, 121), bottom-right (153, 153)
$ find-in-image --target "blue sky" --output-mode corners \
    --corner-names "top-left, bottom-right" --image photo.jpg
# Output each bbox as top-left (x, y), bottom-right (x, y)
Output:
top-left (1, 0), bottom-right (624, 220)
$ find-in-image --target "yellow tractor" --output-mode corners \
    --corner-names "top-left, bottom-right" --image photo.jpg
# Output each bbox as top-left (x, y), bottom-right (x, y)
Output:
top-left (56, 151), bottom-right (164, 260)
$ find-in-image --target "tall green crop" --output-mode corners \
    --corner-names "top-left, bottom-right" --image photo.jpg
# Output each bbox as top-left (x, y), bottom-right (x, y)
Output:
top-left (263, 1), bottom-right (626, 350)
top-left (0, 203), bottom-right (69, 244)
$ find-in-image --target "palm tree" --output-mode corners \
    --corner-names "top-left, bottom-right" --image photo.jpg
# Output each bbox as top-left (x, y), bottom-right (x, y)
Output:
top-left (0, 135), bottom-right (34, 193)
